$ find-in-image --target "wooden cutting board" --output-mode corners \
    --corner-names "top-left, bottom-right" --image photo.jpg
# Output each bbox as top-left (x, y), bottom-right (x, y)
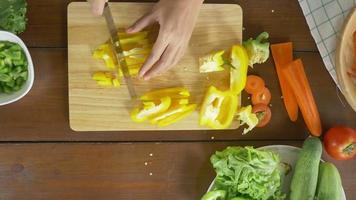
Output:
top-left (68, 2), bottom-right (242, 131)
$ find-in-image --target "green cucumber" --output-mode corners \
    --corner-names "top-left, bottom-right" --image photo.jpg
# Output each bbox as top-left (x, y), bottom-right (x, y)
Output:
top-left (290, 137), bottom-right (322, 200)
top-left (315, 162), bottom-right (342, 200)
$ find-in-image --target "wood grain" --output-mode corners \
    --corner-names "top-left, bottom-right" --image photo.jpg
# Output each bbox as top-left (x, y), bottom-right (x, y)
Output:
top-left (0, 49), bottom-right (355, 141)
top-left (0, 142), bottom-right (355, 200)
top-left (20, 0), bottom-right (317, 51)
top-left (68, 2), bottom-right (242, 131)
top-left (336, 6), bottom-right (356, 111)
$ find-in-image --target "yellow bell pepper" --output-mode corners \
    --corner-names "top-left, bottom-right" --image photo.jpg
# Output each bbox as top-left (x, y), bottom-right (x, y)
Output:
top-left (199, 86), bottom-right (238, 129)
top-left (92, 71), bottom-right (120, 87)
top-left (230, 44), bottom-right (249, 95)
top-left (131, 96), bottom-right (172, 123)
top-left (236, 105), bottom-right (258, 134)
top-left (140, 87), bottom-right (190, 101)
top-left (199, 50), bottom-right (225, 73)
top-left (150, 103), bottom-right (197, 127)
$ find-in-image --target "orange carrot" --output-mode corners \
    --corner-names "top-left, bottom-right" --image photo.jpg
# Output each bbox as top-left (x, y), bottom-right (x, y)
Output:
top-left (282, 59), bottom-right (322, 136)
top-left (271, 42), bottom-right (298, 122)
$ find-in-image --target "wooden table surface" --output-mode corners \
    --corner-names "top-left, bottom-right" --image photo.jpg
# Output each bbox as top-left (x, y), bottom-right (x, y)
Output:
top-left (0, 0), bottom-right (355, 199)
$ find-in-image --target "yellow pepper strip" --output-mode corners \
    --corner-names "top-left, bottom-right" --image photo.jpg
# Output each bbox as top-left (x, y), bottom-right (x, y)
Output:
top-left (92, 71), bottom-right (120, 87)
top-left (199, 86), bottom-right (238, 129)
top-left (230, 44), bottom-right (249, 95)
top-left (140, 87), bottom-right (190, 101)
top-left (93, 43), bottom-right (117, 69)
top-left (118, 31), bottom-right (148, 45)
top-left (236, 105), bottom-right (258, 134)
top-left (150, 104), bottom-right (197, 127)
top-left (199, 50), bottom-right (225, 73)
top-left (131, 96), bottom-right (171, 123)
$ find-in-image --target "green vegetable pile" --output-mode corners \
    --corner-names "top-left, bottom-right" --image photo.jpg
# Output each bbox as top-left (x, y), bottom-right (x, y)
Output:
top-left (243, 32), bottom-right (270, 67)
top-left (202, 146), bottom-right (286, 200)
top-left (0, 0), bottom-right (28, 34)
top-left (0, 41), bottom-right (28, 94)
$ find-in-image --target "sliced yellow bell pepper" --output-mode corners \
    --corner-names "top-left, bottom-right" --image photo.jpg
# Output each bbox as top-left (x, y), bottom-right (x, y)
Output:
top-left (150, 104), bottom-right (197, 127)
top-left (236, 105), bottom-right (258, 134)
top-left (92, 71), bottom-right (120, 87)
top-left (230, 44), bottom-right (249, 95)
top-left (199, 50), bottom-right (225, 73)
top-left (118, 31), bottom-right (149, 45)
top-left (140, 87), bottom-right (190, 101)
top-left (131, 96), bottom-right (171, 123)
top-left (199, 86), bottom-right (238, 129)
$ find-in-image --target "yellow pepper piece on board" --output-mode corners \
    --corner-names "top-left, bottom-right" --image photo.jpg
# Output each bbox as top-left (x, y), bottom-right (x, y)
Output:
top-left (131, 96), bottom-right (171, 123)
top-left (140, 87), bottom-right (190, 101)
top-left (118, 31), bottom-right (149, 45)
top-left (199, 50), bottom-right (225, 73)
top-left (92, 72), bottom-right (120, 87)
top-left (150, 104), bottom-right (197, 127)
top-left (236, 105), bottom-right (258, 134)
top-left (230, 44), bottom-right (249, 95)
top-left (199, 86), bottom-right (238, 129)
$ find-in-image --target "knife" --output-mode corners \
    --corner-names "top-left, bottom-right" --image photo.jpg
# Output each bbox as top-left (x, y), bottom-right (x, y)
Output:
top-left (103, 2), bottom-right (137, 99)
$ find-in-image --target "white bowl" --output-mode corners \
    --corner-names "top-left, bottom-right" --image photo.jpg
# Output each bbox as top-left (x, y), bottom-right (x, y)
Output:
top-left (0, 31), bottom-right (34, 106)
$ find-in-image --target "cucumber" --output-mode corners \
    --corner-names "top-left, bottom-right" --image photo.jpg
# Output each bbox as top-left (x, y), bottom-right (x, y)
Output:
top-left (315, 162), bottom-right (342, 200)
top-left (290, 137), bottom-right (322, 200)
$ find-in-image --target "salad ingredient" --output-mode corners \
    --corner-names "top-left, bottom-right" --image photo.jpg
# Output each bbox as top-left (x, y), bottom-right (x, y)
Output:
top-left (0, 0), bottom-right (27, 34)
top-left (252, 103), bottom-right (272, 127)
top-left (245, 75), bottom-right (265, 94)
top-left (251, 87), bottom-right (271, 105)
top-left (270, 42), bottom-right (298, 122)
top-left (0, 41), bottom-right (28, 94)
top-left (150, 103), bottom-right (197, 127)
top-left (290, 137), bottom-right (322, 200)
top-left (140, 87), bottom-right (190, 101)
top-left (323, 126), bottom-right (356, 160)
top-left (282, 59), bottom-right (322, 136)
top-left (92, 71), bottom-right (120, 87)
top-left (131, 96), bottom-right (171, 123)
top-left (208, 146), bottom-right (286, 200)
top-left (243, 32), bottom-right (270, 67)
top-left (230, 44), bottom-right (249, 95)
top-left (199, 86), bottom-right (238, 129)
top-left (236, 105), bottom-right (259, 134)
top-left (200, 190), bottom-right (226, 200)
top-left (199, 50), bottom-right (226, 73)
top-left (315, 162), bottom-right (342, 200)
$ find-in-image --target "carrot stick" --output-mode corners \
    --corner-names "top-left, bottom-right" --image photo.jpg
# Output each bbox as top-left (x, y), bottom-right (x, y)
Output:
top-left (271, 42), bottom-right (298, 121)
top-left (282, 59), bottom-right (322, 136)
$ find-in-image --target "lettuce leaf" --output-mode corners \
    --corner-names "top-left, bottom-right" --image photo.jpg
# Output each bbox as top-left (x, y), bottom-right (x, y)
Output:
top-left (0, 0), bottom-right (28, 34)
top-left (209, 146), bottom-right (285, 200)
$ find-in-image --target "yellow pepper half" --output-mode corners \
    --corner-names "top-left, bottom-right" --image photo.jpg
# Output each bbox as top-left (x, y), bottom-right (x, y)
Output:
top-left (131, 96), bottom-right (172, 123)
top-left (199, 50), bottom-right (225, 73)
top-left (236, 105), bottom-right (258, 134)
top-left (199, 86), bottom-right (238, 129)
top-left (140, 87), bottom-right (190, 101)
top-left (230, 44), bottom-right (249, 95)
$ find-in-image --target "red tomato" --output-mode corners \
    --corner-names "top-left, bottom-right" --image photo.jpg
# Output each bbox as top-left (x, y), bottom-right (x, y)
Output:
top-left (245, 75), bottom-right (265, 95)
top-left (323, 126), bottom-right (356, 160)
top-left (252, 87), bottom-right (271, 105)
top-left (252, 104), bottom-right (272, 127)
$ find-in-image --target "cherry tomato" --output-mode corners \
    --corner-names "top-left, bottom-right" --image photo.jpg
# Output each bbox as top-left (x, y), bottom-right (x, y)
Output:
top-left (245, 75), bottom-right (265, 95)
top-left (323, 126), bottom-right (356, 160)
top-left (252, 104), bottom-right (272, 127)
top-left (252, 87), bottom-right (271, 105)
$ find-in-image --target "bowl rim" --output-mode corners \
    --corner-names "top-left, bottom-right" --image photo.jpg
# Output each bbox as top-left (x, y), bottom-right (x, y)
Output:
top-left (0, 30), bottom-right (34, 106)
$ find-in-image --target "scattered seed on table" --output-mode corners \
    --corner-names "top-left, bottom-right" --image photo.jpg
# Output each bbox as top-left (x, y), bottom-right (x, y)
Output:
top-left (144, 162), bottom-right (148, 166)
top-left (149, 153), bottom-right (153, 157)
top-left (149, 172), bottom-right (153, 176)
top-left (211, 136), bottom-right (215, 140)
top-left (271, 9), bottom-right (275, 13)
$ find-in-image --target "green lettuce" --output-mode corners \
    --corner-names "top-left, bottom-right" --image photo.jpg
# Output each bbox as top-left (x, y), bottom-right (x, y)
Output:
top-left (0, 0), bottom-right (28, 34)
top-left (207, 146), bottom-right (285, 200)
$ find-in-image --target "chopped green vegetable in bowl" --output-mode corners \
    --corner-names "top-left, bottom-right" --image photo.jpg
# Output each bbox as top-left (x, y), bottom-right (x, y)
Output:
top-left (203, 146), bottom-right (286, 200)
top-left (0, 41), bottom-right (28, 94)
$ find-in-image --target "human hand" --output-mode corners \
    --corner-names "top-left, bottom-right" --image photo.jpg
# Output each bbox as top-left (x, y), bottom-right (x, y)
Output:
top-left (89, 0), bottom-right (203, 80)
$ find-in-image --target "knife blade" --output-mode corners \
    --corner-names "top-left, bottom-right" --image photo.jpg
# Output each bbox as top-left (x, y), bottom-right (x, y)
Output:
top-left (103, 3), bottom-right (137, 99)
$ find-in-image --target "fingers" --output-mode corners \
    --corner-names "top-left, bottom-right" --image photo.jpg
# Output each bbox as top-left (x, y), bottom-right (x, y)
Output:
top-left (138, 32), bottom-right (168, 78)
top-left (90, 0), bottom-right (108, 16)
top-left (127, 13), bottom-right (155, 33)
top-left (143, 45), bottom-right (180, 80)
